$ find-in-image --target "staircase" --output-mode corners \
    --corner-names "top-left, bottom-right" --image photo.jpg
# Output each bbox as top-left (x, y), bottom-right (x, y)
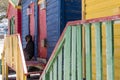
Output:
top-left (2, 15), bottom-right (120, 80)
top-left (39, 15), bottom-right (120, 80)
top-left (2, 34), bottom-right (46, 80)
top-left (26, 61), bottom-right (45, 76)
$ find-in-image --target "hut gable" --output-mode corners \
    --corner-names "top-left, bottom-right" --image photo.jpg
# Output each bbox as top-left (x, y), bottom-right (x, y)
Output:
top-left (6, 1), bottom-right (21, 35)
top-left (9, 0), bottom-right (21, 7)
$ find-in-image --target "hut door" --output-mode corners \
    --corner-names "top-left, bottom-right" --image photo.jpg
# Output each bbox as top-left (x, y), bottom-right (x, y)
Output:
top-left (10, 17), bottom-right (15, 34)
top-left (29, 3), bottom-right (35, 40)
top-left (38, 4), bottom-right (47, 58)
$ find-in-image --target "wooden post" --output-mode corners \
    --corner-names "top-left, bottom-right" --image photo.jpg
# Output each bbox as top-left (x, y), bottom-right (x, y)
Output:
top-left (105, 21), bottom-right (114, 80)
top-left (94, 22), bottom-right (103, 80)
top-left (85, 24), bottom-right (92, 80)
top-left (77, 25), bottom-right (83, 80)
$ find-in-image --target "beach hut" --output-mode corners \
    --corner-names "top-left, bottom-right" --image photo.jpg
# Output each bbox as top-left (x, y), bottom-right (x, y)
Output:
top-left (21, 0), bottom-right (38, 59)
top-left (7, 0), bottom-right (21, 35)
top-left (46, 0), bottom-right (82, 59)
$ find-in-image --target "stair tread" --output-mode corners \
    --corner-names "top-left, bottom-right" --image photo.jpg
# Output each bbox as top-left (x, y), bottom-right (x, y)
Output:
top-left (27, 71), bottom-right (43, 75)
top-left (26, 61), bottom-right (46, 67)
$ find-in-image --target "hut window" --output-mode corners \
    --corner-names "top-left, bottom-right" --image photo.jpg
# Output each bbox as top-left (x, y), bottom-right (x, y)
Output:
top-left (10, 17), bottom-right (15, 34)
top-left (40, 0), bottom-right (46, 9)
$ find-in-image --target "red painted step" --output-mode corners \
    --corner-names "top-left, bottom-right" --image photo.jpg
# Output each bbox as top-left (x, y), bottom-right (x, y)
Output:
top-left (26, 61), bottom-right (46, 66)
top-left (27, 71), bottom-right (43, 75)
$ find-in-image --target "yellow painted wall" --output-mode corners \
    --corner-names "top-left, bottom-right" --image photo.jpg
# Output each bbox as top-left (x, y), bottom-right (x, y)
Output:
top-left (83, 1), bottom-right (120, 80)
top-left (83, 0), bottom-right (120, 19)
top-left (91, 22), bottom-right (120, 80)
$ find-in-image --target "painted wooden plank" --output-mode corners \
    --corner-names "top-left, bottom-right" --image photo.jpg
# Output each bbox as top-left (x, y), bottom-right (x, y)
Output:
top-left (53, 59), bottom-right (58, 80)
top-left (18, 34), bottom-right (27, 74)
top-left (58, 49), bottom-right (62, 80)
top-left (42, 74), bottom-right (45, 80)
top-left (5, 63), bottom-right (8, 80)
top-left (42, 72), bottom-right (50, 80)
top-left (105, 21), bottom-right (114, 80)
top-left (45, 72), bottom-right (50, 80)
top-left (94, 22), bottom-right (103, 80)
top-left (50, 67), bottom-right (53, 80)
top-left (71, 26), bottom-right (77, 80)
top-left (64, 27), bottom-right (71, 80)
top-left (77, 25), bottom-right (83, 80)
top-left (46, 35), bottom-right (65, 72)
top-left (84, 24), bottom-right (92, 80)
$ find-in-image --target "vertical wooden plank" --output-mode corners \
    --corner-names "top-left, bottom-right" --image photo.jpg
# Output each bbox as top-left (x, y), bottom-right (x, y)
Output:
top-left (10, 37), bottom-right (12, 66)
top-left (105, 21), bottom-right (114, 80)
top-left (53, 59), bottom-right (57, 80)
top-left (71, 26), bottom-right (77, 80)
top-left (5, 63), bottom-right (8, 80)
top-left (42, 74), bottom-right (45, 80)
top-left (84, 24), bottom-right (92, 80)
top-left (94, 22), bottom-right (102, 80)
top-left (82, 25), bottom-right (86, 79)
top-left (16, 37), bottom-right (19, 79)
top-left (45, 72), bottom-right (50, 80)
top-left (58, 49), bottom-right (62, 80)
top-left (2, 52), bottom-right (5, 80)
top-left (16, 37), bottom-right (20, 80)
top-left (11, 36), bottom-right (14, 67)
top-left (23, 75), bottom-right (27, 80)
top-left (50, 67), bottom-right (53, 80)
top-left (64, 27), bottom-right (71, 80)
top-left (77, 25), bottom-right (83, 80)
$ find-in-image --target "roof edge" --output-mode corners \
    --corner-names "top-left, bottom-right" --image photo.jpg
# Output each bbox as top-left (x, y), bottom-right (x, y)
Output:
top-left (9, 0), bottom-right (22, 9)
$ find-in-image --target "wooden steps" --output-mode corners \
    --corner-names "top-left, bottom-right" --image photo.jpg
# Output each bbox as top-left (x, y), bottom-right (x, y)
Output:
top-left (7, 61), bottom-right (46, 80)
top-left (26, 61), bottom-right (46, 67)
top-left (25, 61), bottom-right (46, 75)
top-left (27, 71), bottom-right (42, 75)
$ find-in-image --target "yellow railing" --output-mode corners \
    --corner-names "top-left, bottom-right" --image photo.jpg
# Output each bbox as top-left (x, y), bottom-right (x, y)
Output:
top-left (2, 34), bottom-right (27, 80)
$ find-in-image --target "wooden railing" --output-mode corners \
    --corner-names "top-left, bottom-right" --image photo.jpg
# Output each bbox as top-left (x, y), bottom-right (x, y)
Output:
top-left (39, 15), bottom-right (120, 80)
top-left (2, 34), bottom-right (27, 80)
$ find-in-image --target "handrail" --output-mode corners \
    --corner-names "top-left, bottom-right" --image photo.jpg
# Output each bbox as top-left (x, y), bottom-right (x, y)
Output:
top-left (39, 14), bottom-right (120, 80)
top-left (17, 34), bottom-right (27, 74)
top-left (2, 34), bottom-right (27, 80)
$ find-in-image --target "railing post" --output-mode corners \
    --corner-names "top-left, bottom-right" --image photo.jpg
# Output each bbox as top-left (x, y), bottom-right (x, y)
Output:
top-left (44, 72), bottom-right (50, 80)
top-left (71, 26), bottom-right (77, 80)
top-left (23, 74), bottom-right (27, 80)
top-left (77, 25), bottom-right (83, 80)
top-left (4, 63), bottom-right (8, 80)
top-left (2, 41), bottom-right (8, 80)
top-left (42, 73), bottom-right (46, 80)
top-left (58, 49), bottom-right (63, 80)
top-left (53, 60), bottom-right (58, 80)
top-left (50, 67), bottom-right (53, 80)
top-left (94, 22), bottom-right (103, 80)
top-left (84, 23), bottom-right (92, 80)
top-left (15, 36), bottom-right (21, 80)
top-left (64, 27), bottom-right (71, 80)
top-left (2, 52), bottom-right (8, 80)
top-left (105, 21), bottom-right (114, 80)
